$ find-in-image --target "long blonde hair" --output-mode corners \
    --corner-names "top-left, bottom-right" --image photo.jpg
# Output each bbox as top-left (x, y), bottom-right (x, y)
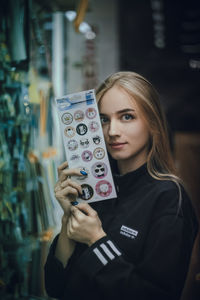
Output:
top-left (96, 71), bottom-right (182, 199)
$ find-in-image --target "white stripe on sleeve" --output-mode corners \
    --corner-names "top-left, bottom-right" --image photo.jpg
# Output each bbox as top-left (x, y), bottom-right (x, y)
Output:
top-left (100, 243), bottom-right (115, 260)
top-left (107, 240), bottom-right (121, 256)
top-left (93, 248), bottom-right (108, 265)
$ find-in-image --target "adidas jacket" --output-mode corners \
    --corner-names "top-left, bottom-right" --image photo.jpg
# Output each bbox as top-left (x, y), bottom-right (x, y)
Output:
top-left (44, 164), bottom-right (197, 300)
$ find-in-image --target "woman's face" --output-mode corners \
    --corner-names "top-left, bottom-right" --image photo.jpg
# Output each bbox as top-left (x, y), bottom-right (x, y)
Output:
top-left (99, 85), bottom-right (150, 173)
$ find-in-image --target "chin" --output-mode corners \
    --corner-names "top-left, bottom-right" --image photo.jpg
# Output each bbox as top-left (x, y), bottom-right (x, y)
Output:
top-left (110, 152), bottom-right (129, 161)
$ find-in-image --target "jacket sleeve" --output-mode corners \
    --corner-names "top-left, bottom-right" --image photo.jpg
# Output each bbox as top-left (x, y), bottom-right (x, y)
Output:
top-left (44, 234), bottom-right (68, 298)
top-left (65, 198), bottom-right (197, 300)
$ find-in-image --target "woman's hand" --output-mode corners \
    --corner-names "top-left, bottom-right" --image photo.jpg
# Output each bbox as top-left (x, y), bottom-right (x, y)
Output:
top-left (54, 161), bottom-right (84, 216)
top-left (66, 203), bottom-right (106, 246)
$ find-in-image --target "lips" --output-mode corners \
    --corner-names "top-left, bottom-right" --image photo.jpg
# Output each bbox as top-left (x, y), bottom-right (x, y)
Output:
top-left (109, 142), bottom-right (127, 149)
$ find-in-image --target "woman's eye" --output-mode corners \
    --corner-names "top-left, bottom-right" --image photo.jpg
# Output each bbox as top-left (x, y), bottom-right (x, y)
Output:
top-left (121, 114), bottom-right (134, 121)
top-left (100, 116), bottom-right (109, 124)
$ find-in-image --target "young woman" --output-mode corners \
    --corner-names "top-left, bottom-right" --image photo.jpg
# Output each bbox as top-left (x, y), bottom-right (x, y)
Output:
top-left (44, 71), bottom-right (197, 300)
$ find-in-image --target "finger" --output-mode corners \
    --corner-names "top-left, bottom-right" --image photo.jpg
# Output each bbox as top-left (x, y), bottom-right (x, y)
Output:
top-left (70, 206), bottom-right (86, 221)
top-left (75, 203), bottom-right (98, 217)
top-left (59, 168), bottom-right (87, 182)
top-left (54, 178), bottom-right (66, 192)
top-left (54, 179), bottom-right (61, 188)
top-left (67, 215), bottom-right (79, 236)
top-left (61, 179), bottom-right (82, 195)
top-left (71, 214), bottom-right (79, 230)
top-left (57, 161), bottom-right (68, 177)
top-left (54, 182), bottom-right (62, 193)
top-left (55, 186), bottom-right (79, 199)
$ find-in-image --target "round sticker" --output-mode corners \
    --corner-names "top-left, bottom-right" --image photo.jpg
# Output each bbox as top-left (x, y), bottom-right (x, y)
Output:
top-left (75, 167), bottom-right (89, 180)
top-left (61, 112), bottom-right (73, 125)
top-left (64, 126), bottom-right (75, 138)
top-left (74, 110), bottom-right (84, 122)
top-left (93, 147), bottom-right (105, 160)
top-left (89, 121), bottom-right (99, 132)
top-left (67, 139), bottom-right (78, 151)
top-left (86, 107), bottom-right (97, 119)
top-left (92, 162), bottom-right (108, 179)
top-left (70, 154), bottom-right (80, 162)
top-left (81, 150), bottom-right (93, 162)
top-left (79, 138), bottom-right (90, 148)
top-left (81, 184), bottom-right (94, 200)
top-left (95, 180), bottom-right (112, 197)
top-left (76, 123), bottom-right (88, 135)
top-left (92, 135), bottom-right (101, 145)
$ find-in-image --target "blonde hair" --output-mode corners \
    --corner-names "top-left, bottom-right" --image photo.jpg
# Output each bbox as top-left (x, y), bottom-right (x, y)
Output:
top-left (96, 71), bottom-right (182, 202)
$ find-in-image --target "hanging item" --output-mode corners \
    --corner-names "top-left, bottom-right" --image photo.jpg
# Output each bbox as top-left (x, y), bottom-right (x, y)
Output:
top-left (8, 0), bottom-right (28, 62)
top-left (74, 0), bottom-right (89, 32)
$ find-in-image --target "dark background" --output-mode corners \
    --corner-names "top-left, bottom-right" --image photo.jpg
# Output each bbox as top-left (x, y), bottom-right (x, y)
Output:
top-left (119, 0), bottom-right (200, 132)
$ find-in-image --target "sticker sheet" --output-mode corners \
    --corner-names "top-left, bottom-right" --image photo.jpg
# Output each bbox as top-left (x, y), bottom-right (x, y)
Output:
top-left (55, 89), bottom-right (117, 203)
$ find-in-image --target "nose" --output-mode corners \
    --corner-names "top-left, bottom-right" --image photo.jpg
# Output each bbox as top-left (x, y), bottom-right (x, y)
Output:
top-left (108, 119), bottom-right (120, 137)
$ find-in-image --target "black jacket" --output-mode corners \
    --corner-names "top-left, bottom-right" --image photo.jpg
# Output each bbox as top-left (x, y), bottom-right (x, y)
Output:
top-left (44, 164), bottom-right (198, 300)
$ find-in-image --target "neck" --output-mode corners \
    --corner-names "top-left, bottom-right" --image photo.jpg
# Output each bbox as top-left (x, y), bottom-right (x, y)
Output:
top-left (117, 157), bottom-right (147, 175)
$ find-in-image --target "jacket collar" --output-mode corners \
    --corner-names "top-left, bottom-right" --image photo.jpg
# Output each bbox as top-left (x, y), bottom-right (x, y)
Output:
top-left (113, 163), bottom-right (148, 195)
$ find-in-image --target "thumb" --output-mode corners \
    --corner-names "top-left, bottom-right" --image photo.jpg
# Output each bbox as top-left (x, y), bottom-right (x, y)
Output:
top-left (76, 202), bottom-right (97, 217)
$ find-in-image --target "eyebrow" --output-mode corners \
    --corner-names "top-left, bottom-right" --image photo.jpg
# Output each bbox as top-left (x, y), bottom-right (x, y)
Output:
top-left (100, 108), bottom-right (135, 115)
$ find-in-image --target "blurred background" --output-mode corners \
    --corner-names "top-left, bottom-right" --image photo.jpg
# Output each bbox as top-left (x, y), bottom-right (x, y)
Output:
top-left (0, 0), bottom-right (200, 299)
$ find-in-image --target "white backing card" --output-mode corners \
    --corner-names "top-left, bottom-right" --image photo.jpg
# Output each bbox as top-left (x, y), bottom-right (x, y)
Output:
top-left (55, 89), bottom-right (117, 203)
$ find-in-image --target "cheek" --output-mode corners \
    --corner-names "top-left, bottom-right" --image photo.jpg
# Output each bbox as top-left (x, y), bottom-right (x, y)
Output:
top-left (128, 122), bottom-right (149, 142)
top-left (102, 126), bottom-right (109, 140)
top-left (139, 125), bottom-right (151, 147)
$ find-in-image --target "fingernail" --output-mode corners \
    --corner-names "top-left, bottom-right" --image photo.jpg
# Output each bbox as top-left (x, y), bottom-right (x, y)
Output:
top-left (72, 201), bottom-right (79, 206)
top-left (80, 170), bottom-right (87, 176)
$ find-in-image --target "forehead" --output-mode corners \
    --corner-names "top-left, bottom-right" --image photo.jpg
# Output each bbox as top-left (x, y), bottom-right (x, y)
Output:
top-left (99, 85), bottom-right (139, 113)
